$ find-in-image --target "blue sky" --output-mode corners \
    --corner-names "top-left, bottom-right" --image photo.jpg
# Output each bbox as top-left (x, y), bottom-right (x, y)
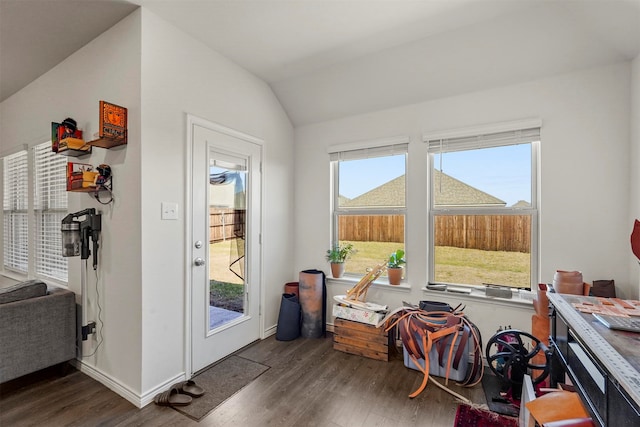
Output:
top-left (339, 144), bottom-right (531, 206)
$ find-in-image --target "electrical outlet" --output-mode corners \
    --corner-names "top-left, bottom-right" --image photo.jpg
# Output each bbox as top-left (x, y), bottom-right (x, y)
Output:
top-left (81, 321), bottom-right (97, 341)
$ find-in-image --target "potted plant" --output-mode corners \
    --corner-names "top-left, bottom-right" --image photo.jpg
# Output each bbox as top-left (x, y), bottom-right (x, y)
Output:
top-left (326, 242), bottom-right (356, 278)
top-left (387, 249), bottom-right (406, 285)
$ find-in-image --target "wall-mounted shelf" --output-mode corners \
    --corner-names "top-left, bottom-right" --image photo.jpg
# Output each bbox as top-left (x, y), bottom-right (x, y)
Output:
top-left (57, 147), bottom-right (92, 157)
top-left (66, 161), bottom-right (114, 204)
top-left (67, 186), bottom-right (110, 193)
top-left (87, 136), bottom-right (126, 149)
top-left (52, 101), bottom-right (127, 156)
top-left (52, 124), bottom-right (92, 157)
top-left (66, 162), bottom-right (111, 191)
top-left (89, 101), bottom-right (127, 148)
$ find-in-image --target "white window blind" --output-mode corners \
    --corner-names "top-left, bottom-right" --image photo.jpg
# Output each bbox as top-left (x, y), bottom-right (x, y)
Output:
top-left (426, 127), bottom-right (540, 153)
top-left (329, 142), bottom-right (409, 161)
top-left (3, 150), bottom-right (29, 273)
top-left (33, 142), bottom-right (68, 281)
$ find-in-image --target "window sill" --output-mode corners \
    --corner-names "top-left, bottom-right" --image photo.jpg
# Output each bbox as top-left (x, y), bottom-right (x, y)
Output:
top-left (326, 276), bottom-right (411, 291)
top-left (326, 276), bottom-right (534, 309)
top-left (421, 285), bottom-right (535, 309)
top-left (1, 271), bottom-right (27, 283)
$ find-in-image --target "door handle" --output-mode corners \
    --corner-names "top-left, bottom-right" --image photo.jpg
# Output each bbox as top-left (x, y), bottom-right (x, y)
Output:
top-left (194, 257), bottom-right (205, 266)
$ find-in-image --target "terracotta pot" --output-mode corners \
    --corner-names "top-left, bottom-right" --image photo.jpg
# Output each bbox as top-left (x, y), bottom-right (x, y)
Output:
top-left (532, 286), bottom-right (549, 316)
top-left (553, 270), bottom-right (584, 295)
top-left (330, 262), bottom-right (345, 278)
top-left (387, 267), bottom-right (403, 285)
top-left (284, 281), bottom-right (299, 297)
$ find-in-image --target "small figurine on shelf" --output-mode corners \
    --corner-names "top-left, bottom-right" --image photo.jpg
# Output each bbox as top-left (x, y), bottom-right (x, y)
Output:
top-left (95, 164), bottom-right (112, 188)
top-left (55, 117), bottom-right (88, 154)
top-left (60, 118), bottom-right (79, 139)
top-left (93, 164), bottom-right (114, 205)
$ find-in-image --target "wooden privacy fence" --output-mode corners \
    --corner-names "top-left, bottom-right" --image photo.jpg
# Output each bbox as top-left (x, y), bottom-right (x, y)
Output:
top-left (339, 214), bottom-right (531, 253)
top-left (435, 214), bottom-right (530, 253)
top-left (210, 208), bottom-right (245, 243)
top-left (339, 215), bottom-right (405, 243)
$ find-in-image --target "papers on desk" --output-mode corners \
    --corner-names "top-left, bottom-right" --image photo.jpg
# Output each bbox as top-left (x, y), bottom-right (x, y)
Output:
top-left (572, 297), bottom-right (640, 317)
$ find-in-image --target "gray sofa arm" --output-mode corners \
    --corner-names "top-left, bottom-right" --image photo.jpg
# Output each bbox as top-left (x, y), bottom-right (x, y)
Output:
top-left (0, 287), bottom-right (76, 383)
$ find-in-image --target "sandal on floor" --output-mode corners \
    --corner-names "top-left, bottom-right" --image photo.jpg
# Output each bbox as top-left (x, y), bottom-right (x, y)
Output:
top-left (174, 380), bottom-right (205, 398)
top-left (154, 386), bottom-right (193, 406)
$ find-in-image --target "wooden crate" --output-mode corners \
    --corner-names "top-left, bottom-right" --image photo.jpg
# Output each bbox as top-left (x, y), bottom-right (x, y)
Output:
top-left (333, 317), bottom-right (392, 361)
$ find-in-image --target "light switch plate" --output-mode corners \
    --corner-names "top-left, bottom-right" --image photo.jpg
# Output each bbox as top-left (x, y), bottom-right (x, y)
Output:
top-left (161, 202), bottom-right (178, 220)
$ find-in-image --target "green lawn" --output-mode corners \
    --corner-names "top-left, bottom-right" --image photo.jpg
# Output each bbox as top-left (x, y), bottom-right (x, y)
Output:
top-left (433, 245), bottom-right (530, 288)
top-left (209, 240), bottom-right (245, 312)
top-left (341, 241), bottom-right (530, 288)
top-left (210, 279), bottom-right (244, 312)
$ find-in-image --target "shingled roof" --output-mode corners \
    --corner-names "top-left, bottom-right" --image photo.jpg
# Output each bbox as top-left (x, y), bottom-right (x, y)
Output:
top-left (341, 171), bottom-right (506, 208)
top-left (511, 200), bottom-right (531, 208)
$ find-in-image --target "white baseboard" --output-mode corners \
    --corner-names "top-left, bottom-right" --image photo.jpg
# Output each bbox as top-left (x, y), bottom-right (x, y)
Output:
top-left (71, 359), bottom-right (185, 408)
top-left (140, 373), bottom-right (186, 407)
top-left (263, 324), bottom-right (277, 337)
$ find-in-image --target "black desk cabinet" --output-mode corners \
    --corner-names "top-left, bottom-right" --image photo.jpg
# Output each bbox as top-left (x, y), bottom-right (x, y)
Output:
top-left (548, 293), bottom-right (640, 427)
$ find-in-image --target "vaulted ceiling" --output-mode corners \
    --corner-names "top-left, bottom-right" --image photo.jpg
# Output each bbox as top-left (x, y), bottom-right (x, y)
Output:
top-left (1, 0), bottom-right (639, 126)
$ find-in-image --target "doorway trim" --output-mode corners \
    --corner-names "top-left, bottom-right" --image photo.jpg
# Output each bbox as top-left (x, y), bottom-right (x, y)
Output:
top-left (184, 114), bottom-right (265, 377)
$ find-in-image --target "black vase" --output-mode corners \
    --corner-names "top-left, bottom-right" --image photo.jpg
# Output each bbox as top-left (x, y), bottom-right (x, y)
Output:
top-left (276, 293), bottom-right (301, 341)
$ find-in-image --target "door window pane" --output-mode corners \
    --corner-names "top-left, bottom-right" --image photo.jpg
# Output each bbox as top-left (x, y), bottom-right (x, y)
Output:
top-left (208, 155), bottom-right (246, 330)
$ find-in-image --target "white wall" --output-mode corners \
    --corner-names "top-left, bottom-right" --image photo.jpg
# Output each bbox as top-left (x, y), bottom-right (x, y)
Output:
top-left (0, 11), bottom-right (144, 396)
top-left (0, 7), bottom-right (295, 406)
top-left (139, 9), bottom-right (295, 397)
top-left (631, 54), bottom-right (640, 295)
top-left (294, 62), bottom-right (633, 342)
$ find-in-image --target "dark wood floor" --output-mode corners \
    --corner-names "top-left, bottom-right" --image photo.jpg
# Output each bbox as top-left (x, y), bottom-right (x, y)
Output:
top-left (0, 333), bottom-right (487, 426)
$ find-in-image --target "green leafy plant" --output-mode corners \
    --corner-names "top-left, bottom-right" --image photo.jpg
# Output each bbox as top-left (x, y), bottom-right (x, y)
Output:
top-left (326, 242), bottom-right (356, 263)
top-left (387, 249), bottom-right (406, 268)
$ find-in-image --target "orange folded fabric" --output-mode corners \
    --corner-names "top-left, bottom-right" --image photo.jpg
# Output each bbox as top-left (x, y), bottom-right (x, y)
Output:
top-left (525, 391), bottom-right (589, 424)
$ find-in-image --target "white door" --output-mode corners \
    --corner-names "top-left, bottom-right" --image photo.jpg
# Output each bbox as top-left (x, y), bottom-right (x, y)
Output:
top-left (190, 119), bottom-right (262, 373)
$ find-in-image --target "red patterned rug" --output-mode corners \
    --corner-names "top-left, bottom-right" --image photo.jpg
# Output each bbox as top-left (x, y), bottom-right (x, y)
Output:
top-left (454, 404), bottom-right (519, 427)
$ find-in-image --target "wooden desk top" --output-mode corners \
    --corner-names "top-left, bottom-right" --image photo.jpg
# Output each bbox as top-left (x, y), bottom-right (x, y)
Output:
top-left (548, 292), bottom-right (640, 406)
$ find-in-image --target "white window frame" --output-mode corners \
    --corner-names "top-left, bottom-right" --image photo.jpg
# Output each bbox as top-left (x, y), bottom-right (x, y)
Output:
top-left (2, 141), bottom-right (68, 283)
top-left (424, 120), bottom-right (540, 289)
top-left (328, 136), bottom-right (409, 279)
